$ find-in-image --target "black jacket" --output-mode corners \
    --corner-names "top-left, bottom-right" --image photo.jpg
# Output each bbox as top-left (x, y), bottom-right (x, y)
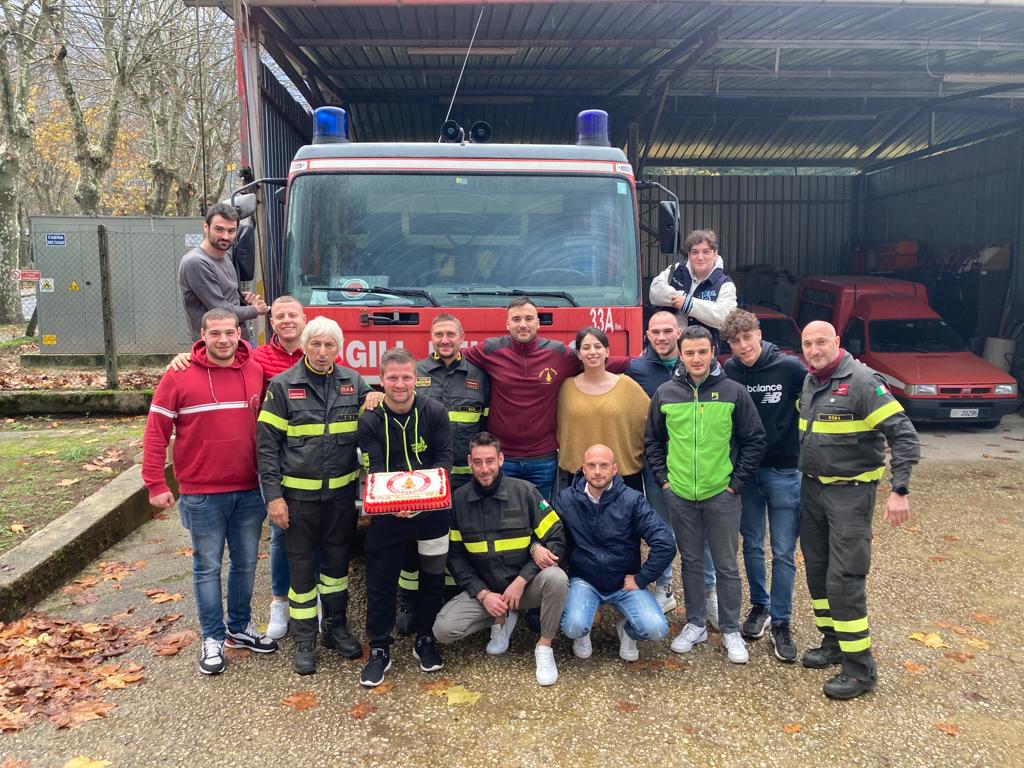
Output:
top-left (625, 344), bottom-right (678, 398)
top-left (447, 475), bottom-right (565, 597)
top-left (724, 341), bottom-right (806, 469)
top-left (415, 354), bottom-right (489, 481)
top-left (556, 473), bottom-right (675, 593)
top-left (358, 395), bottom-right (454, 476)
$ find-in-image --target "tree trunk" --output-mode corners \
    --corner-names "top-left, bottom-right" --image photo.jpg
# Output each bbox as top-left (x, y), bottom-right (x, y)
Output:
top-left (0, 153), bottom-right (22, 322)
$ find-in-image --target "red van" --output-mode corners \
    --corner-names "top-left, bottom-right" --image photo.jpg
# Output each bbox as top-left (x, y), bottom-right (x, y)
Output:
top-left (794, 276), bottom-right (1019, 427)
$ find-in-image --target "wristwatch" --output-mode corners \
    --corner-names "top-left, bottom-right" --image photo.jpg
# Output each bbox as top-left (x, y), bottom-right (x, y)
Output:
top-left (892, 486), bottom-right (909, 496)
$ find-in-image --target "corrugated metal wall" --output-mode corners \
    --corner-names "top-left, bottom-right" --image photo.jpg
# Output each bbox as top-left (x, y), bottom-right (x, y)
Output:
top-left (863, 133), bottom-right (1022, 250)
top-left (641, 175), bottom-right (854, 285)
top-left (259, 63), bottom-right (311, 298)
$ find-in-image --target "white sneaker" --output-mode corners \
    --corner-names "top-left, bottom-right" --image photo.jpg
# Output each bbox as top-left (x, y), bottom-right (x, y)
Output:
top-left (706, 591), bottom-right (720, 631)
top-left (653, 585), bottom-right (677, 614)
top-left (267, 600), bottom-right (289, 640)
top-left (671, 622), bottom-right (708, 654)
top-left (534, 645), bottom-right (558, 686)
top-left (572, 631), bottom-right (593, 659)
top-left (199, 637), bottom-right (225, 675)
top-left (723, 631), bottom-right (749, 664)
top-left (616, 618), bottom-right (639, 662)
top-left (485, 611), bottom-right (518, 655)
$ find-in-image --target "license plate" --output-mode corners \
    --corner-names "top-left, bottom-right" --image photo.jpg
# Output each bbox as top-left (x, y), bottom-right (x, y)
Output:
top-left (950, 408), bottom-right (980, 418)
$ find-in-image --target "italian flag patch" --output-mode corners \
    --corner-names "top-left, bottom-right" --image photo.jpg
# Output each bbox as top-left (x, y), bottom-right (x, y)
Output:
top-left (875, 385), bottom-right (888, 396)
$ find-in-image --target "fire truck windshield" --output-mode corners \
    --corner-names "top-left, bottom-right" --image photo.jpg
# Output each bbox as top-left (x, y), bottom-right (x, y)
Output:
top-left (282, 172), bottom-right (639, 308)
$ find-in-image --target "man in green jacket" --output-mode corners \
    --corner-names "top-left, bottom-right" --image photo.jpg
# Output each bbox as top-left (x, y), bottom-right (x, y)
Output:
top-left (645, 325), bottom-right (766, 665)
top-left (433, 432), bottom-right (567, 686)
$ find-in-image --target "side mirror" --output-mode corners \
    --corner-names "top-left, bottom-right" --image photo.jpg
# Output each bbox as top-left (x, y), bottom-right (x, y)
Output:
top-left (233, 192), bottom-right (257, 220)
top-left (233, 223), bottom-right (256, 282)
top-left (275, 186), bottom-right (287, 206)
top-left (658, 200), bottom-right (679, 255)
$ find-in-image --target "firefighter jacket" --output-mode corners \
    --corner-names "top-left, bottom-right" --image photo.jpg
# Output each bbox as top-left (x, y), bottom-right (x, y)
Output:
top-left (645, 360), bottom-right (767, 501)
top-left (415, 353), bottom-right (489, 480)
top-left (798, 350), bottom-right (920, 488)
top-left (257, 358), bottom-right (371, 502)
top-left (447, 474), bottom-right (565, 598)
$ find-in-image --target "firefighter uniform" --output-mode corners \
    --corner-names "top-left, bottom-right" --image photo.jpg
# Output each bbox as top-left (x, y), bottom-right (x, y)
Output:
top-left (396, 354), bottom-right (490, 619)
top-left (798, 351), bottom-right (919, 684)
top-left (256, 359), bottom-right (371, 658)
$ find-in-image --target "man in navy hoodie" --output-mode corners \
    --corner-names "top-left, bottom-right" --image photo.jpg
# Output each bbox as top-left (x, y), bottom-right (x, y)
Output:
top-left (557, 444), bottom-right (675, 663)
top-left (721, 309), bottom-right (807, 663)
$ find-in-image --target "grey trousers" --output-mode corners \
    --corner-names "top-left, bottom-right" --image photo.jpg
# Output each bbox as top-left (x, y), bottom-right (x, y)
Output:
top-left (433, 566), bottom-right (569, 643)
top-left (665, 488), bottom-right (743, 634)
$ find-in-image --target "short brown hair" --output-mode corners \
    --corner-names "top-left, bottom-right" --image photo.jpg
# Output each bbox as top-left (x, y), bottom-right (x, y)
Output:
top-left (271, 294), bottom-right (303, 310)
top-left (380, 346), bottom-right (416, 374)
top-left (469, 431), bottom-right (501, 454)
top-left (431, 313), bottom-right (464, 333)
top-left (201, 307), bottom-right (238, 329)
top-left (506, 296), bottom-right (537, 312)
top-left (204, 202), bottom-right (240, 226)
top-left (683, 229), bottom-right (718, 253)
top-left (721, 309), bottom-right (760, 342)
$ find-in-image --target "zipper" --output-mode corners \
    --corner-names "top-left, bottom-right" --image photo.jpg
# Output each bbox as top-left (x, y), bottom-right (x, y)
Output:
top-left (692, 381), bottom-right (699, 499)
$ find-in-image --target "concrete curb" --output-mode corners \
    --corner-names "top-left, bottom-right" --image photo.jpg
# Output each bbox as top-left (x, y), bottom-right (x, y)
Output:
top-left (0, 462), bottom-right (176, 622)
top-left (0, 389), bottom-right (153, 416)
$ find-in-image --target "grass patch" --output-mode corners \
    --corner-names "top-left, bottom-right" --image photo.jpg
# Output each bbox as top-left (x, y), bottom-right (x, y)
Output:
top-left (0, 416), bottom-right (146, 555)
top-left (0, 336), bottom-right (31, 349)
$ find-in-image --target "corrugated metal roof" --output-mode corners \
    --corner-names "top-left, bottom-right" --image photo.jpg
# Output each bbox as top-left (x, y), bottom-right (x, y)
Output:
top-left (227, 0), bottom-right (1024, 165)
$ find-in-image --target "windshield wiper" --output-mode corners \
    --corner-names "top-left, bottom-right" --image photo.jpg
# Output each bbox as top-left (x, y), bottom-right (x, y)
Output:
top-left (448, 289), bottom-right (579, 307)
top-left (310, 285), bottom-right (439, 307)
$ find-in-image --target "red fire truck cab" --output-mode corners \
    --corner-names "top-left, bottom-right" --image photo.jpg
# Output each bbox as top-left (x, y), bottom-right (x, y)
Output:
top-left (257, 107), bottom-right (648, 380)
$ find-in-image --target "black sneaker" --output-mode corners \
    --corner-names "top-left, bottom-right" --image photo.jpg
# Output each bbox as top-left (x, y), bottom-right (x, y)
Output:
top-left (322, 619), bottom-right (363, 659)
top-left (770, 622), bottom-right (797, 663)
top-left (412, 634), bottom-right (444, 673)
top-left (360, 647), bottom-right (392, 688)
top-left (823, 670), bottom-right (877, 700)
top-left (224, 622), bottom-right (279, 653)
top-left (801, 642), bottom-right (842, 669)
top-left (293, 639), bottom-right (317, 676)
top-left (741, 605), bottom-right (771, 640)
top-left (199, 637), bottom-right (225, 675)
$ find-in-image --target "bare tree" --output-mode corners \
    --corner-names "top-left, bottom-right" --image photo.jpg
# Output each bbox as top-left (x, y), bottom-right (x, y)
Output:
top-left (0, 0), bottom-right (44, 322)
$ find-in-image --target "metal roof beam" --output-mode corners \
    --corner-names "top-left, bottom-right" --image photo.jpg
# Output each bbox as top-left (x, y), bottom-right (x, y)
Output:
top-left (864, 123), bottom-right (1024, 172)
top-left (251, 8), bottom-right (349, 105)
top-left (647, 158), bottom-right (864, 168)
top-left (193, 0), bottom-right (1024, 9)
top-left (287, 37), bottom-right (1024, 54)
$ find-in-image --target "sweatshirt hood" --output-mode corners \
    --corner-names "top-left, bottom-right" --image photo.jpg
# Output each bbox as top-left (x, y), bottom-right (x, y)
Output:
top-left (747, 340), bottom-right (782, 371)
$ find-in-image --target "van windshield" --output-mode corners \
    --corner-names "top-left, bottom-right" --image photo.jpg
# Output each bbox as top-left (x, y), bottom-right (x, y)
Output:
top-left (283, 172), bottom-right (639, 308)
top-left (869, 319), bottom-right (967, 353)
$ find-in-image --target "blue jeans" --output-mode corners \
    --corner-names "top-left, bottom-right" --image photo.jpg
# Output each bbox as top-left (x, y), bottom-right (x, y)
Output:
top-left (740, 467), bottom-right (801, 624)
top-left (643, 465), bottom-right (716, 592)
top-left (178, 489), bottom-right (266, 641)
top-left (560, 577), bottom-right (669, 642)
top-left (269, 521), bottom-right (289, 598)
top-left (503, 454), bottom-right (557, 501)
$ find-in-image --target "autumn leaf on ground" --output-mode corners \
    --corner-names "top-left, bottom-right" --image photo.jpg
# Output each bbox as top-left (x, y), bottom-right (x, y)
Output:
top-left (616, 701), bottom-right (640, 712)
top-left (942, 534), bottom-right (960, 543)
top-left (145, 538), bottom-right (163, 545)
top-left (964, 691), bottom-right (989, 703)
top-left (142, 589), bottom-right (182, 604)
top-left (902, 525), bottom-right (921, 533)
top-left (63, 758), bottom-right (112, 768)
top-left (419, 678), bottom-right (454, 694)
top-left (98, 561), bottom-right (144, 581)
top-left (972, 612), bottom-right (998, 625)
top-left (903, 661), bottom-right (927, 673)
top-left (81, 463), bottom-right (113, 473)
top-left (995, 517), bottom-right (1009, 525)
top-left (48, 699), bottom-right (115, 729)
top-left (909, 631), bottom-right (946, 649)
top-left (370, 681), bottom-right (395, 696)
top-left (0, 705), bottom-right (31, 734)
top-left (444, 685), bottom-right (482, 706)
top-left (175, 546), bottom-right (193, 557)
top-left (2, 757), bottom-right (30, 768)
top-left (964, 637), bottom-right (989, 650)
top-left (783, 723), bottom-right (802, 734)
top-left (152, 630), bottom-right (197, 656)
top-left (935, 621), bottom-right (975, 636)
top-left (935, 722), bottom-right (961, 737)
top-left (928, 556), bottom-right (949, 563)
top-left (151, 512), bottom-right (169, 521)
top-left (349, 701), bottom-right (377, 720)
top-left (57, 478), bottom-right (80, 487)
top-left (282, 691), bottom-right (318, 711)
top-left (943, 651), bottom-right (974, 663)
top-left (72, 592), bottom-right (98, 607)
top-left (95, 663), bottom-right (146, 690)
top-left (9, 523), bottom-right (26, 534)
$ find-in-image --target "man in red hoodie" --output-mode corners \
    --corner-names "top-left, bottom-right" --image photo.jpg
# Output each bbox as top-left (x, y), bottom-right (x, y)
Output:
top-left (144, 308), bottom-right (278, 676)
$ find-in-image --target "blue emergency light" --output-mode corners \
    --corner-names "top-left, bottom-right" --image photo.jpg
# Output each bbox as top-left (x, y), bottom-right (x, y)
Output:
top-left (576, 109), bottom-right (610, 147)
top-left (313, 106), bottom-right (350, 144)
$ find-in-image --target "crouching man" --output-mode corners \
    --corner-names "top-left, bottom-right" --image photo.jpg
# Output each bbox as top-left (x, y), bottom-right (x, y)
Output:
top-left (557, 444), bottom-right (675, 662)
top-left (433, 432), bottom-right (568, 686)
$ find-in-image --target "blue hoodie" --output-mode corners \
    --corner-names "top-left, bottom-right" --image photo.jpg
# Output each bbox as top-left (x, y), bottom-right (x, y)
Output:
top-left (556, 473), bottom-right (675, 593)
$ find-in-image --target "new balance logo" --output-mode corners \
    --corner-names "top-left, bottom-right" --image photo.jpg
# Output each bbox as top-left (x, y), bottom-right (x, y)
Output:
top-left (760, 391), bottom-right (783, 404)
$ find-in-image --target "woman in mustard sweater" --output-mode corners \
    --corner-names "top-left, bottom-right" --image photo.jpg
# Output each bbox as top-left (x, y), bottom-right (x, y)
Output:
top-left (557, 327), bottom-right (651, 491)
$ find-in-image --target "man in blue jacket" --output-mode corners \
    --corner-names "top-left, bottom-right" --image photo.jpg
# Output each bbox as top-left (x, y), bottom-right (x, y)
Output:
top-left (722, 309), bottom-right (807, 664)
top-left (557, 444), bottom-right (675, 663)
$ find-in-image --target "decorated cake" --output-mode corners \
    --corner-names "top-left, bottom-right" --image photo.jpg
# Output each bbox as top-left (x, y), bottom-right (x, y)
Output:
top-left (363, 468), bottom-right (451, 515)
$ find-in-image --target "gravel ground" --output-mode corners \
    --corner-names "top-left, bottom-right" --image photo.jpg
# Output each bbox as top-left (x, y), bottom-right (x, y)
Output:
top-left (4, 419), bottom-right (1023, 768)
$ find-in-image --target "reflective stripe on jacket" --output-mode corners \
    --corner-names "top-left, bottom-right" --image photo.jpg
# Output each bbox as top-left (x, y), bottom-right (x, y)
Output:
top-left (415, 354), bottom-right (489, 479)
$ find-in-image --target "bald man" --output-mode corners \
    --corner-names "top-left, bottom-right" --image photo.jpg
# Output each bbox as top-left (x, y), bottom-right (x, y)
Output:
top-left (798, 320), bottom-right (920, 700)
top-left (556, 445), bottom-right (675, 663)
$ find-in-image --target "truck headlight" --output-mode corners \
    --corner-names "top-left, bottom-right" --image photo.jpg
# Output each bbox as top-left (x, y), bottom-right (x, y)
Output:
top-left (904, 384), bottom-right (938, 396)
top-left (995, 383), bottom-right (1018, 396)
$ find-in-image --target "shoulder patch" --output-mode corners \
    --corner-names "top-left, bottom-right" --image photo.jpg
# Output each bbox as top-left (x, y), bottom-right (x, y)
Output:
top-left (875, 384), bottom-right (888, 396)
top-left (340, 384), bottom-right (356, 395)
top-left (287, 388), bottom-right (305, 399)
top-left (465, 378), bottom-right (479, 390)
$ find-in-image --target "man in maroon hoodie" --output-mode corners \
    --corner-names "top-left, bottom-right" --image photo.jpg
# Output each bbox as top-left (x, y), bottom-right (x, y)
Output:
top-left (144, 308), bottom-right (278, 676)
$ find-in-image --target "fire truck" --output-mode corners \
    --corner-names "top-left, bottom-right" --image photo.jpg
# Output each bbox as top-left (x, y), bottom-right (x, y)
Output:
top-left (234, 108), bottom-right (662, 380)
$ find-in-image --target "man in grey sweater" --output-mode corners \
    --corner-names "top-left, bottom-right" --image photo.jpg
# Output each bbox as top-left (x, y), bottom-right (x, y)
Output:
top-left (179, 203), bottom-right (268, 341)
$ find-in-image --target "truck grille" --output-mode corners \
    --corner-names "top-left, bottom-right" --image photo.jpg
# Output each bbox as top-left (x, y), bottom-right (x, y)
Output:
top-left (937, 386), bottom-right (992, 397)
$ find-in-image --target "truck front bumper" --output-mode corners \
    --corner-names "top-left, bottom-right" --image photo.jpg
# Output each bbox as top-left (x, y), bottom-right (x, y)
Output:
top-left (898, 396), bottom-right (1021, 425)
